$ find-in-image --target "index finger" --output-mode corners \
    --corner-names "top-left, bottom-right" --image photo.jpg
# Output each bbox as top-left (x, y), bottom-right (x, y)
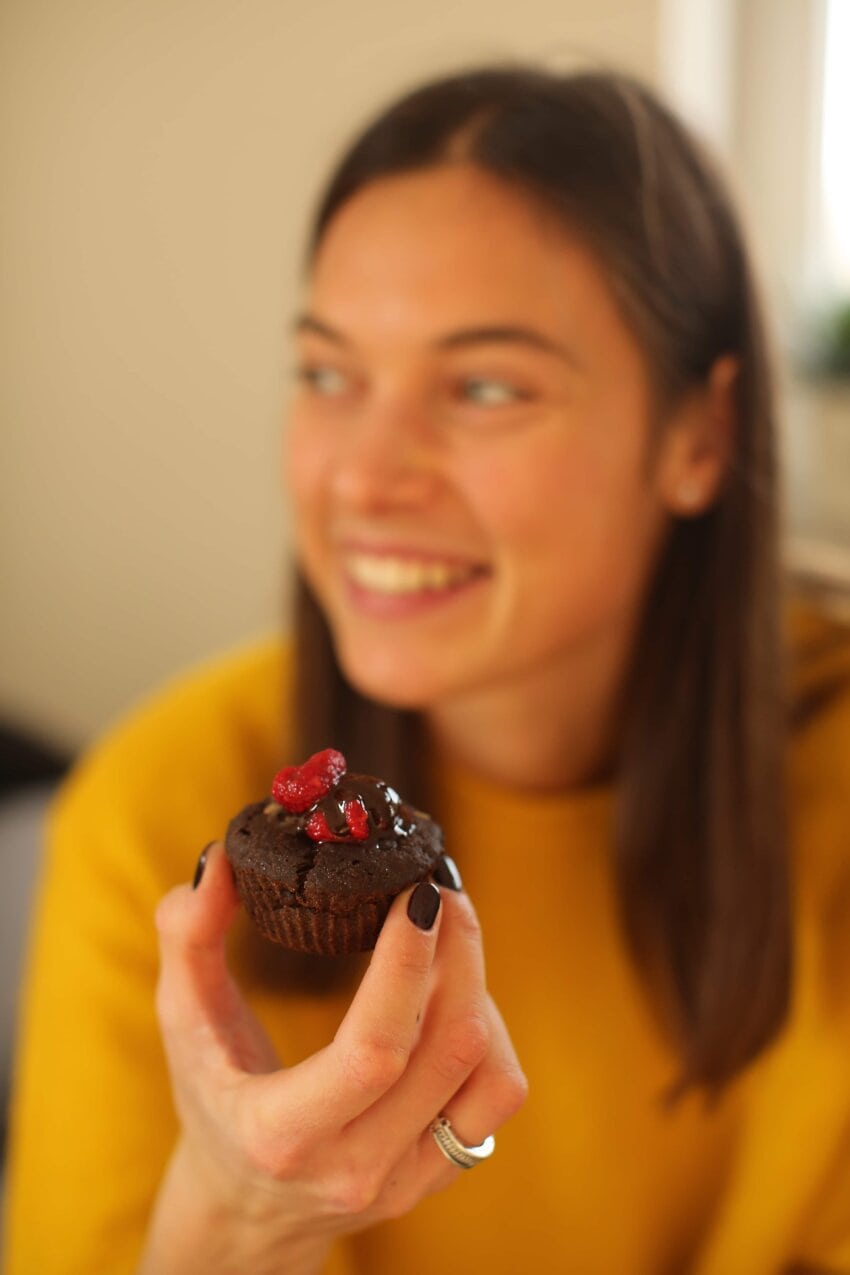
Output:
top-left (255, 880), bottom-right (442, 1134)
top-left (335, 879), bottom-right (443, 1090)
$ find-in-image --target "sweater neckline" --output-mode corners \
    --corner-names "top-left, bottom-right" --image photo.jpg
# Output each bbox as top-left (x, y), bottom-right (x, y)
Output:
top-left (428, 748), bottom-right (615, 833)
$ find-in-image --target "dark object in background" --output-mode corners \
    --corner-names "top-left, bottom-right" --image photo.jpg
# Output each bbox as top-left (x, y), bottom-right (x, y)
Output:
top-left (0, 722), bottom-right (71, 797)
top-left (0, 721), bottom-right (73, 1163)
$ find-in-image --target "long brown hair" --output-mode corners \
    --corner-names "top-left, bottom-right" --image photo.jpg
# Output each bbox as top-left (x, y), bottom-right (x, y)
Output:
top-left (292, 64), bottom-right (790, 1094)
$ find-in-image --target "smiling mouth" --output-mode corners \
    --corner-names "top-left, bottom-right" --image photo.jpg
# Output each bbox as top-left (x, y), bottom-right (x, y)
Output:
top-left (343, 552), bottom-right (488, 596)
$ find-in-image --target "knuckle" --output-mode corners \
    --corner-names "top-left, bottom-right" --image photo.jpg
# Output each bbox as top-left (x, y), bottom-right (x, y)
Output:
top-left (328, 1167), bottom-right (384, 1217)
top-left (434, 1011), bottom-right (490, 1081)
top-left (342, 1036), bottom-right (410, 1095)
top-left (489, 1065), bottom-right (530, 1121)
top-left (244, 1127), bottom-right (304, 1182)
top-left (244, 1137), bottom-right (283, 1180)
top-left (394, 945), bottom-right (434, 981)
top-left (255, 1144), bottom-right (298, 1181)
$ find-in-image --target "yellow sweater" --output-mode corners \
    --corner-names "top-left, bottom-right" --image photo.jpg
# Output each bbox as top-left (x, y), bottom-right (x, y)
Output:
top-left (5, 603), bottom-right (850, 1274)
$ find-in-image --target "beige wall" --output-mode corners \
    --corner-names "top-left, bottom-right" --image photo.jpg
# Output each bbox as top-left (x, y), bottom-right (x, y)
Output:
top-left (730, 0), bottom-right (826, 324)
top-left (1, 0), bottom-right (664, 748)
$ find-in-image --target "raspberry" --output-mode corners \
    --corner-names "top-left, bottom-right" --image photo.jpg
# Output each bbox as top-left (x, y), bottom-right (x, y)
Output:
top-left (305, 799), bottom-right (370, 843)
top-left (272, 748), bottom-right (347, 813)
top-left (343, 798), bottom-right (369, 841)
top-left (305, 811), bottom-right (337, 842)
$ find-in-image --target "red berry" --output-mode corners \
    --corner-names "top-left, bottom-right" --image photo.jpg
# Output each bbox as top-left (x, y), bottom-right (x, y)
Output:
top-left (305, 799), bottom-right (370, 843)
top-left (272, 748), bottom-right (347, 813)
top-left (305, 810), bottom-right (336, 842)
top-left (344, 798), bottom-right (369, 841)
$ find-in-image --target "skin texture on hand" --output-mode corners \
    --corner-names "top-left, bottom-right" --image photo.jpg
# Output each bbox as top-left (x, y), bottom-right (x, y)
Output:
top-left (139, 843), bottom-right (526, 1274)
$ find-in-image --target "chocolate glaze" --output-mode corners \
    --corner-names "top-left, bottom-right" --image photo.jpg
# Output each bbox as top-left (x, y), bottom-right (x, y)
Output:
top-left (265, 772), bottom-right (412, 849)
top-left (227, 796), bottom-right (442, 905)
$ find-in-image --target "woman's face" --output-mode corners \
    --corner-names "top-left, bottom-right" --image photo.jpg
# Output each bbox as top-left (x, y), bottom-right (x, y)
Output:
top-left (285, 164), bottom-right (673, 711)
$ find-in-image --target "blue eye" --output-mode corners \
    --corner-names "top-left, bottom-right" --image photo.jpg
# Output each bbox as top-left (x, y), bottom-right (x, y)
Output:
top-left (461, 377), bottom-right (524, 405)
top-left (295, 365), bottom-right (349, 396)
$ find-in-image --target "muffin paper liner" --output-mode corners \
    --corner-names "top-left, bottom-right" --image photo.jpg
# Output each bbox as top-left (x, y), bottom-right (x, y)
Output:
top-left (233, 867), bottom-right (391, 954)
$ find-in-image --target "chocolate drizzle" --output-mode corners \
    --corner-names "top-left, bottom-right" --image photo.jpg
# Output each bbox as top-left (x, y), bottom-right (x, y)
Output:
top-left (263, 772), bottom-right (412, 850)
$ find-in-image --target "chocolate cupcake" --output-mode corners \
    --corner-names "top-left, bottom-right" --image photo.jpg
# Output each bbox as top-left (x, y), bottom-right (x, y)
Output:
top-left (225, 749), bottom-right (444, 955)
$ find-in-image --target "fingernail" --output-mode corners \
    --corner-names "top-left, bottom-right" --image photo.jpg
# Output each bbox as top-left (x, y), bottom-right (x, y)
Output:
top-left (407, 880), bottom-right (441, 930)
top-left (192, 843), bottom-right (214, 889)
top-left (433, 854), bottom-right (462, 891)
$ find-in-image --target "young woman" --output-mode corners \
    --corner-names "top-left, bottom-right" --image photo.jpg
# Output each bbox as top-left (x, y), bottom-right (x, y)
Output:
top-left (6, 65), bottom-right (850, 1275)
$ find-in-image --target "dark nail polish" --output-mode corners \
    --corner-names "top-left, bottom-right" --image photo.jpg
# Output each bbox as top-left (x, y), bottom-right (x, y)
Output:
top-left (192, 843), bottom-right (214, 889)
top-left (408, 880), bottom-right (441, 930)
top-left (433, 854), bottom-right (462, 891)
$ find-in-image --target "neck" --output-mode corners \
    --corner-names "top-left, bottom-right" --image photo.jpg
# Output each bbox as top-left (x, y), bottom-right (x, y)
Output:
top-left (425, 630), bottom-right (630, 793)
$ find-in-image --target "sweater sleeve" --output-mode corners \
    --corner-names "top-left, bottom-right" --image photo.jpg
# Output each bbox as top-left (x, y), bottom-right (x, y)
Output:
top-left (1, 638), bottom-right (293, 1274)
top-left (788, 609), bottom-right (850, 1274)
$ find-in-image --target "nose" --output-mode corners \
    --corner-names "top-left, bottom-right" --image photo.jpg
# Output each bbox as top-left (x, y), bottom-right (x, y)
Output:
top-left (329, 394), bottom-right (442, 512)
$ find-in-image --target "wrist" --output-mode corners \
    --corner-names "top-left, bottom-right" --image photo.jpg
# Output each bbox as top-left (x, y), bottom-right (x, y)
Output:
top-left (139, 1137), bottom-right (331, 1275)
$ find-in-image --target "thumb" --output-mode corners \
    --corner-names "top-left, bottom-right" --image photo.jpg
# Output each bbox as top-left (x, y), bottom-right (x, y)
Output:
top-left (155, 841), bottom-right (279, 1079)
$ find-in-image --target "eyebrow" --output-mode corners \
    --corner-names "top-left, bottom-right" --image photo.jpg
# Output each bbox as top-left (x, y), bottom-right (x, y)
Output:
top-left (293, 313), bottom-right (579, 367)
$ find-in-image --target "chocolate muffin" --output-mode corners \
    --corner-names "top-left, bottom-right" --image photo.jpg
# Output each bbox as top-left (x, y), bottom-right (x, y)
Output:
top-left (225, 749), bottom-right (444, 955)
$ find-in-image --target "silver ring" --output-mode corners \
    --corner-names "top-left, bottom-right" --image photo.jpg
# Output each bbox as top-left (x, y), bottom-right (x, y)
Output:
top-left (429, 1115), bottom-right (496, 1169)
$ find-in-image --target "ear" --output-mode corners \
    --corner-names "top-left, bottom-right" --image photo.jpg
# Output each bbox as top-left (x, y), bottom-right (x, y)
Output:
top-left (656, 354), bottom-right (739, 517)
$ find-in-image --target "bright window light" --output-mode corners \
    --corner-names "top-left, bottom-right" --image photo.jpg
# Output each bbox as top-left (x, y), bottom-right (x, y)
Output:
top-left (821, 0), bottom-right (850, 288)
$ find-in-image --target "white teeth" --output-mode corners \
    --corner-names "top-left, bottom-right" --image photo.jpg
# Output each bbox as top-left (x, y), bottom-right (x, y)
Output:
top-left (345, 553), bottom-right (478, 595)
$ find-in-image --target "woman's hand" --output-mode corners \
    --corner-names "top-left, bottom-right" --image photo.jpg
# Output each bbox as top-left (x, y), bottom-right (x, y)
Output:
top-left (139, 843), bottom-right (527, 1275)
